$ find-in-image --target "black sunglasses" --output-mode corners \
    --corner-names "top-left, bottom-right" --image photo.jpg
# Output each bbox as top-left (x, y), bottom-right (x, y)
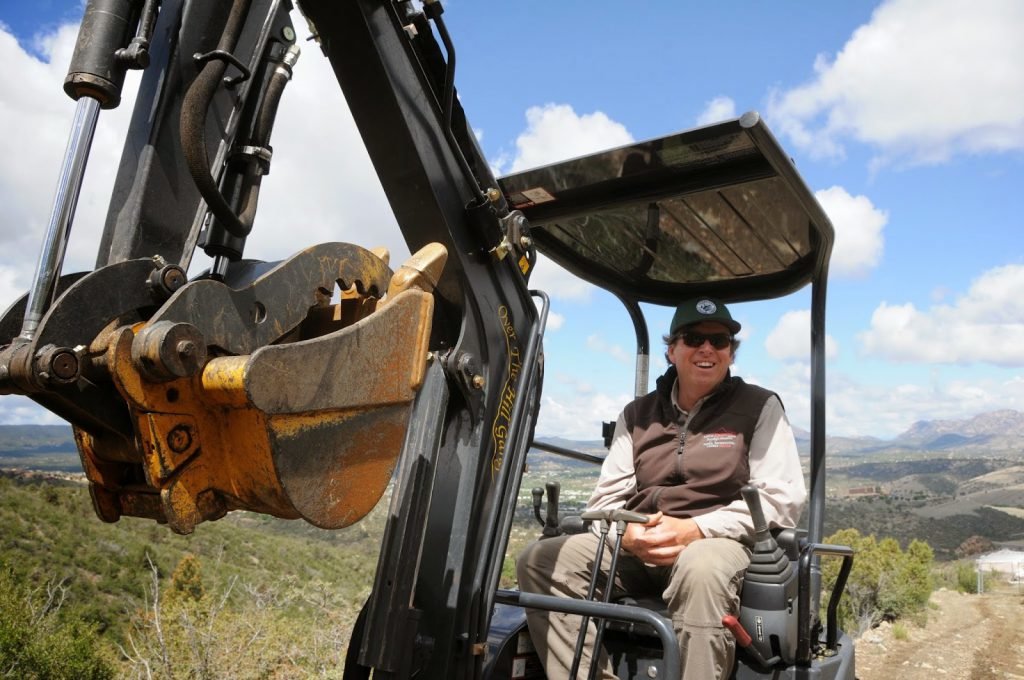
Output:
top-left (680, 331), bottom-right (733, 350)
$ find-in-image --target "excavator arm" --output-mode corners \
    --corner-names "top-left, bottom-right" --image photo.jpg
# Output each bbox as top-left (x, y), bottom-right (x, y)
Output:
top-left (1, 2), bottom-right (541, 676)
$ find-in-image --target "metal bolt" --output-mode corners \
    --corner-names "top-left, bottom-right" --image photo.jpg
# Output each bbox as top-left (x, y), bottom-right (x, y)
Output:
top-left (176, 340), bottom-right (196, 358)
top-left (282, 26), bottom-right (296, 42)
top-left (519, 235), bottom-right (533, 249)
top-left (162, 267), bottom-right (186, 292)
top-left (167, 425), bottom-right (193, 454)
top-left (49, 350), bottom-right (79, 381)
top-left (486, 187), bottom-right (502, 203)
top-left (472, 374), bottom-right (485, 389)
top-left (647, 665), bottom-right (659, 678)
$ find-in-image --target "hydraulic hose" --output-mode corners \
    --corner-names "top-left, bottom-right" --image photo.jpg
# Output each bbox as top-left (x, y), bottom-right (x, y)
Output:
top-left (180, 0), bottom-right (254, 238)
top-left (234, 44), bottom-right (298, 230)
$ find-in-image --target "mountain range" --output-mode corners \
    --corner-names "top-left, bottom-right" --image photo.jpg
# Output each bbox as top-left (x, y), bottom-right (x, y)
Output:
top-left (791, 409), bottom-right (1024, 458)
top-left (1, 410), bottom-right (1022, 472)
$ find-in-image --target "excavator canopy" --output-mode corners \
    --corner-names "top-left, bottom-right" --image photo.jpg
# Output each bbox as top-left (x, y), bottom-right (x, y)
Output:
top-left (499, 112), bottom-right (834, 305)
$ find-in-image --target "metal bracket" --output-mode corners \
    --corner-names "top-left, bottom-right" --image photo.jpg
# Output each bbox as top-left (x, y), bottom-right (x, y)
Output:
top-left (193, 49), bottom-right (252, 88)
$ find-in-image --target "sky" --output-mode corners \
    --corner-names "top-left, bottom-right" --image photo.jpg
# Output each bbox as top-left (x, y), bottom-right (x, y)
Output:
top-left (0, 1), bottom-right (1021, 440)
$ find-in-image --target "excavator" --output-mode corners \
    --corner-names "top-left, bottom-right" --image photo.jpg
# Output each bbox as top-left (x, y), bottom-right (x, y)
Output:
top-left (0, 1), bottom-right (856, 678)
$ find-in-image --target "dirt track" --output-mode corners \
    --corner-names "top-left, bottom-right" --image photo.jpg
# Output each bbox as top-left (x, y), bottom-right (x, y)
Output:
top-left (855, 587), bottom-right (1024, 679)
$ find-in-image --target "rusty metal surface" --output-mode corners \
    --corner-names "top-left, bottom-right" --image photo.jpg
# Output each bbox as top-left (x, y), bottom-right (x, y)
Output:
top-left (384, 242), bottom-right (447, 302)
top-left (23, 259), bottom-right (162, 355)
top-left (74, 245), bottom-right (440, 534)
top-left (268, 406), bottom-right (410, 529)
top-left (0, 260), bottom-right (164, 459)
top-left (256, 289), bottom-right (434, 528)
top-left (149, 242), bottom-right (393, 355)
top-left (243, 290), bottom-right (433, 412)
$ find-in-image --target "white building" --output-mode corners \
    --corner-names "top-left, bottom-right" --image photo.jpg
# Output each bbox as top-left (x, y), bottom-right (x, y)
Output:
top-left (976, 549), bottom-right (1024, 582)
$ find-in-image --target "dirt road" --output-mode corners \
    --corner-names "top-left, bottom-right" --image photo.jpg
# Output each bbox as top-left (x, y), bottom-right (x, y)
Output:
top-left (855, 587), bottom-right (1024, 679)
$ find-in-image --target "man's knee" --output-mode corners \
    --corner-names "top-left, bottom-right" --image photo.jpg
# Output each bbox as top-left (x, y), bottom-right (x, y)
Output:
top-left (517, 536), bottom-right (569, 591)
top-left (675, 538), bottom-right (749, 581)
top-left (516, 539), bottom-right (545, 590)
top-left (665, 538), bottom-right (749, 612)
top-left (517, 533), bottom-right (600, 596)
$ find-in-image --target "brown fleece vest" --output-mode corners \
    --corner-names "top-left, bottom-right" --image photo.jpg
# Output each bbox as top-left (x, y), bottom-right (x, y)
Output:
top-left (623, 369), bottom-right (773, 518)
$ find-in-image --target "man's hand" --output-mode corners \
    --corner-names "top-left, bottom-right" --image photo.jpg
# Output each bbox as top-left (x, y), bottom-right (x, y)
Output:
top-left (621, 512), bottom-right (704, 566)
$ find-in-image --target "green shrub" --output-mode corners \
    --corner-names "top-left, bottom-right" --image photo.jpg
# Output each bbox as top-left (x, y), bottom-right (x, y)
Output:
top-left (0, 564), bottom-right (114, 679)
top-left (820, 529), bottom-right (935, 635)
top-left (955, 562), bottom-right (980, 593)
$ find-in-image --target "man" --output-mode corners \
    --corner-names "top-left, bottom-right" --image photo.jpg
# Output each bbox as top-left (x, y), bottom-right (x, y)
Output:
top-left (517, 297), bottom-right (806, 680)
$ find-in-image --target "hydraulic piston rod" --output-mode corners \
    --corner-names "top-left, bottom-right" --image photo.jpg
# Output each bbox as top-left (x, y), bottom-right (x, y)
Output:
top-left (18, 0), bottom-right (143, 341)
top-left (19, 97), bottom-right (101, 341)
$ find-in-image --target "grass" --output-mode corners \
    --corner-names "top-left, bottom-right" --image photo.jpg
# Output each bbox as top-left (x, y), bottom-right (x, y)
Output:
top-left (0, 473), bottom-right (383, 644)
top-left (988, 505), bottom-right (1024, 519)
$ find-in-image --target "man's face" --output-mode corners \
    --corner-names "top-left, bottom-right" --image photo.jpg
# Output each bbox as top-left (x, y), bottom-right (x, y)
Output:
top-left (667, 321), bottom-right (734, 398)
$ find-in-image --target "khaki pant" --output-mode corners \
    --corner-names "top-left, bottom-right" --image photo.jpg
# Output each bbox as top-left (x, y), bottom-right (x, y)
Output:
top-left (516, 533), bottom-right (750, 680)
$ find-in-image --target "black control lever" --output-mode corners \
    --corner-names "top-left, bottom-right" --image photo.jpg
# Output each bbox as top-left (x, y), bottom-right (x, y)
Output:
top-left (734, 484), bottom-right (794, 668)
top-left (571, 508), bottom-right (649, 680)
top-left (579, 508), bottom-right (649, 525)
top-left (532, 487), bottom-right (544, 527)
top-left (544, 482), bottom-right (561, 536)
top-left (741, 484), bottom-right (779, 552)
top-left (532, 482), bottom-right (563, 537)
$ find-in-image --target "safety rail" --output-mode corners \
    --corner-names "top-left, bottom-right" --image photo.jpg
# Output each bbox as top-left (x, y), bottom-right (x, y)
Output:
top-left (493, 589), bottom-right (681, 680)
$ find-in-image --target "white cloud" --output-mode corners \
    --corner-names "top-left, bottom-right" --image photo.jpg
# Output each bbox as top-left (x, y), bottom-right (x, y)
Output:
top-left (0, 23), bottom-right (139, 290)
top-left (545, 311), bottom-right (565, 331)
top-left (696, 96), bottom-right (737, 126)
top-left (504, 103), bottom-right (633, 174)
top-left (0, 395), bottom-right (67, 425)
top-left (767, 0), bottom-right (1024, 165)
top-left (529, 253), bottom-right (599, 303)
top-left (765, 310), bottom-right (839, 361)
top-left (858, 264), bottom-right (1024, 366)
top-left (536, 391), bottom-right (630, 440)
top-left (830, 373), bottom-right (1024, 438)
top-left (585, 334), bottom-right (632, 365)
top-left (814, 186), bottom-right (887, 277)
top-left (761, 360), bottom-right (1024, 438)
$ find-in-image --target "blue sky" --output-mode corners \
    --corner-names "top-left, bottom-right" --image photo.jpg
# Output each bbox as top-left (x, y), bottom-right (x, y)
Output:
top-left (1, 1), bottom-right (1021, 439)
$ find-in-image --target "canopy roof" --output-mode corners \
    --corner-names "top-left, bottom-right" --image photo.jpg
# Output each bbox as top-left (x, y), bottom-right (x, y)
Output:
top-left (498, 112), bottom-right (834, 306)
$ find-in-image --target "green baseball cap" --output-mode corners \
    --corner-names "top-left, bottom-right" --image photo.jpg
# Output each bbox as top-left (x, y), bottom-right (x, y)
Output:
top-left (669, 298), bottom-right (741, 335)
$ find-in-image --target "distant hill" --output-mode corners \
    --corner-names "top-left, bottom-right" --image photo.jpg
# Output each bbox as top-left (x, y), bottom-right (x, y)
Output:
top-left (0, 424), bottom-right (79, 472)
top-left (0, 424), bottom-right (75, 449)
top-left (899, 409), bottom-right (1024, 440)
top-left (541, 409), bottom-right (1023, 459)
top-left (793, 409), bottom-right (1024, 458)
top-left (3, 410), bottom-right (1023, 473)
top-left (890, 410), bottom-right (1024, 454)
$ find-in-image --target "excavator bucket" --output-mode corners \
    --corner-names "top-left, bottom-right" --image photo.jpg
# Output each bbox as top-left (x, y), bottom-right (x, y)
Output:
top-left (71, 242), bottom-right (446, 534)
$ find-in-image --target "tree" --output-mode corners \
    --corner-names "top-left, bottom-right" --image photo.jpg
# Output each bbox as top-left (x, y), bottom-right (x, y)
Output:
top-left (0, 563), bottom-right (114, 679)
top-left (820, 529), bottom-right (935, 635)
top-left (168, 553), bottom-right (206, 605)
top-left (119, 554), bottom-right (351, 678)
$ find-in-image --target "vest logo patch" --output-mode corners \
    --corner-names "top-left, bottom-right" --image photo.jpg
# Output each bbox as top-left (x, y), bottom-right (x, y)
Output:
top-left (703, 431), bottom-right (739, 448)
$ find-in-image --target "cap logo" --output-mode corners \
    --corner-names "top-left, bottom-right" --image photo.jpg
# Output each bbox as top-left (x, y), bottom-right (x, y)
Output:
top-left (696, 299), bottom-right (717, 315)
